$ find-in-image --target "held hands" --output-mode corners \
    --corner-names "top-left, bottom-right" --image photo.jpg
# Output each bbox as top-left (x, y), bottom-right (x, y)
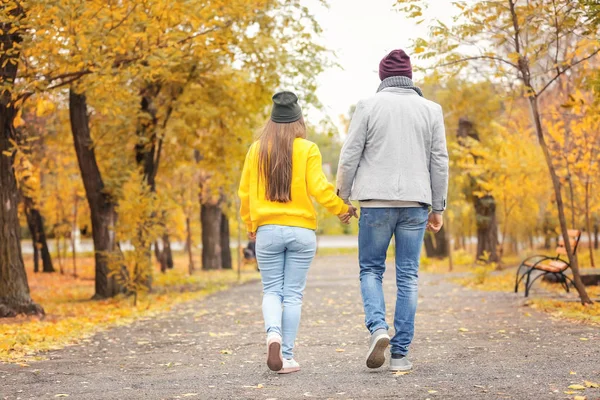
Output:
top-left (426, 212), bottom-right (443, 233)
top-left (248, 232), bottom-right (256, 240)
top-left (338, 201), bottom-right (359, 225)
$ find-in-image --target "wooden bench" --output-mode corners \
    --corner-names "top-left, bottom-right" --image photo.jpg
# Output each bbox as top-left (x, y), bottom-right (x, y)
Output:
top-left (514, 229), bottom-right (581, 297)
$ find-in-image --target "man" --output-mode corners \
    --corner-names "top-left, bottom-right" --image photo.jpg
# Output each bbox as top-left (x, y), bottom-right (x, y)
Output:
top-left (337, 49), bottom-right (448, 371)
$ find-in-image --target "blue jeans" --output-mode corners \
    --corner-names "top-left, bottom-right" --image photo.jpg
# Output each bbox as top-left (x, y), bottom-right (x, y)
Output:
top-left (359, 207), bottom-right (428, 356)
top-left (256, 225), bottom-right (317, 359)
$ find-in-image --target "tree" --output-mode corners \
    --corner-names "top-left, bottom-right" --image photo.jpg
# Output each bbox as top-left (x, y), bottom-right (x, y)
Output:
top-left (457, 118), bottom-right (500, 263)
top-left (69, 88), bottom-right (124, 298)
top-left (397, 0), bottom-right (598, 304)
top-left (0, 2), bottom-right (44, 317)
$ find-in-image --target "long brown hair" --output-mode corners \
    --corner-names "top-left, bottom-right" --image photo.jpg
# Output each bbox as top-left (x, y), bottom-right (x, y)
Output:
top-left (257, 117), bottom-right (307, 202)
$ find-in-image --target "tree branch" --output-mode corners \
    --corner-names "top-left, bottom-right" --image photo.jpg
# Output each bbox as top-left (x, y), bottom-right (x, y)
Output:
top-left (436, 55), bottom-right (518, 70)
top-left (538, 48), bottom-right (600, 95)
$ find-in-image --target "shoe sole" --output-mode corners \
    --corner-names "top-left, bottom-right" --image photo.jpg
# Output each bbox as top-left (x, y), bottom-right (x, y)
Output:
top-left (277, 366), bottom-right (300, 374)
top-left (390, 364), bottom-right (413, 372)
top-left (366, 334), bottom-right (390, 369)
top-left (266, 341), bottom-right (283, 371)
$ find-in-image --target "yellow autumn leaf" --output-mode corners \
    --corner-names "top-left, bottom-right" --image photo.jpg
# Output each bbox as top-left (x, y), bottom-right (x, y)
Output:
top-left (458, 328), bottom-right (469, 332)
top-left (335, 348), bottom-right (345, 352)
top-left (584, 381), bottom-right (599, 388)
top-left (568, 384), bottom-right (586, 390)
top-left (13, 109), bottom-right (25, 128)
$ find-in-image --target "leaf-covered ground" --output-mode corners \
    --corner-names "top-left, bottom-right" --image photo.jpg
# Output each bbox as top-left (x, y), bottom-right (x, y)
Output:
top-left (1, 255), bottom-right (598, 399)
top-left (0, 254), bottom-right (259, 364)
top-left (454, 267), bottom-right (600, 325)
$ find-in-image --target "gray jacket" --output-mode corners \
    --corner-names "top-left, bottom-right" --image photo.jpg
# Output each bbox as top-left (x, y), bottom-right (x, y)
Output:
top-left (336, 87), bottom-right (449, 212)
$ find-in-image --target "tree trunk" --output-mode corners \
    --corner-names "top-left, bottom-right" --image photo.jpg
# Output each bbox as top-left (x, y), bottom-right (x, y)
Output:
top-left (584, 181), bottom-right (595, 268)
top-left (24, 202), bottom-right (54, 273)
top-left (201, 202), bottom-right (223, 270)
top-left (221, 212), bottom-right (232, 269)
top-left (423, 226), bottom-right (449, 258)
top-left (186, 216), bottom-right (195, 274)
top-left (527, 96), bottom-right (591, 304)
top-left (161, 233), bottom-right (174, 269)
top-left (594, 220), bottom-right (599, 250)
top-left (72, 193), bottom-right (78, 277)
top-left (69, 89), bottom-right (123, 299)
top-left (0, 13), bottom-right (44, 317)
top-left (457, 118), bottom-right (500, 263)
top-left (474, 195), bottom-right (500, 262)
top-left (54, 234), bottom-right (63, 274)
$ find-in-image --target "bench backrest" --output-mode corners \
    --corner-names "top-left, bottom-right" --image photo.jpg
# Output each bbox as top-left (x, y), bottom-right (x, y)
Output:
top-left (556, 229), bottom-right (582, 256)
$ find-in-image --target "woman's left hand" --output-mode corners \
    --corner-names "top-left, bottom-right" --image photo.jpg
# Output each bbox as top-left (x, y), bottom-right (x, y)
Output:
top-left (248, 232), bottom-right (256, 240)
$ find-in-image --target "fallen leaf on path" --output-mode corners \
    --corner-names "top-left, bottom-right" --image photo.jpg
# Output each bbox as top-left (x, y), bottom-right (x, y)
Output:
top-left (580, 338), bottom-right (588, 341)
top-left (584, 381), bottom-right (599, 388)
top-left (458, 328), bottom-right (469, 332)
top-left (220, 349), bottom-right (233, 355)
top-left (54, 395), bottom-right (69, 398)
top-left (182, 394), bottom-right (199, 397)
top-left (497, 330), bottom-right (506, 333)
top-left (565, 391), bottom-right (577, 395)
top-left (243, 384), bottom-right (264, 389)
top-left (428, 390), bottom-right (438, 393)
top-left (573, 396), bottom-right (586, 400)
top-left (568, 384), bottom-right (586, 390)
top-left (335, 348), bottom-right (345, 352)
top-left (570, 371), bottom-right (577, 375)
top-left (392, 371), bottom-right (412, 376)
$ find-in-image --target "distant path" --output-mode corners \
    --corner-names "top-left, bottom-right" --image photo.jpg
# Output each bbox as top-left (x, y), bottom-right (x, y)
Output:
top-left (2, 255), bottom-right (599, 399)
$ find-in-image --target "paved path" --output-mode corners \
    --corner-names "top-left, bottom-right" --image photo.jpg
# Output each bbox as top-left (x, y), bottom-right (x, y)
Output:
top-left (2, 256), bottom-right (599, 400)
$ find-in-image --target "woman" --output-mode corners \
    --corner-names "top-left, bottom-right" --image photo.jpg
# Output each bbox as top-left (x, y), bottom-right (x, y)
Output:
top-left (238, 91), bottom-right (356, 374)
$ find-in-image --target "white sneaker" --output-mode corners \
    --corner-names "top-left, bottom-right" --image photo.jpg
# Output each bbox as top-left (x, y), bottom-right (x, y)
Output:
top-left (277, 358), bottom-right (300, 374)
top-left (266, 332), bottom-right (283, 371)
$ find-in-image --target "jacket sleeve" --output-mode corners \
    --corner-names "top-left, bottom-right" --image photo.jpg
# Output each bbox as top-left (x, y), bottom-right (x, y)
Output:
top-left (336, 100), bottom-right (369, 200)
top-left (238, 146), bottom-right (253, 231)
top-left (307, 144), bottom-right (349, 216)
top-left (430, 107), bottom-right (449, 213)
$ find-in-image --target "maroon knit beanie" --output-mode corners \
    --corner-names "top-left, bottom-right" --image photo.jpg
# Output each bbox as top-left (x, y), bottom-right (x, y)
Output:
top-left (379, 49), bottom-right (412, 80)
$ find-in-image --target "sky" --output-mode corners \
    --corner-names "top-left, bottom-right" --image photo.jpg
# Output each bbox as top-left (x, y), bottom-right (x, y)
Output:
top-left (308, 0), bottom-right (456, 131)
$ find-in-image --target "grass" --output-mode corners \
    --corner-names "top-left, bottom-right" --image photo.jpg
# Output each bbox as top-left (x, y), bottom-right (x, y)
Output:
top-left (0, 252), bottom-right (260, 364)
top-left (449, 253), bottom-right (600, 326)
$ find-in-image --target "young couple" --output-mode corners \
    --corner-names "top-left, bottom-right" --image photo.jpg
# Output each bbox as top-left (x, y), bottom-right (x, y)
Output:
top-left (238, 49), bottom-right (449, 374)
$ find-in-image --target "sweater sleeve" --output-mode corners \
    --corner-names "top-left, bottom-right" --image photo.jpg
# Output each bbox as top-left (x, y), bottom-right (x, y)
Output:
top-left (307, 144), bottom-right (349, 216)
top-left (238, 146), bottom-right (253, 231)
top-left (430, 106), bottom-right (449, 213)
top-left (336, 100), bottom-right (369, 200)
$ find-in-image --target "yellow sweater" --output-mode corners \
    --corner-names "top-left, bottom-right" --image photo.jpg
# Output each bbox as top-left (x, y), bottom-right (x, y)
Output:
top-left (238, 138), bottom-right (349, 232)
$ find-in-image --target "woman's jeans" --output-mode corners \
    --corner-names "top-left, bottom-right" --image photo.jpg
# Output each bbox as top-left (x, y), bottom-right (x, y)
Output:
top-left (256, 225), bottom-right (317, 359)
top-left (358, 207), bottom-right (428, 356)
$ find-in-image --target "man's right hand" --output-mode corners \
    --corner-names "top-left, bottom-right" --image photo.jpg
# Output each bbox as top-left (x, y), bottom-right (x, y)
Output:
top-left (426, 213), bottom-right (443, 233)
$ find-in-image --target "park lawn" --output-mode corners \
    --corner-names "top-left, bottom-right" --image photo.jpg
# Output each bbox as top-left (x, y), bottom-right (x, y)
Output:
top-left (0, 253), bottom-right (259, 364)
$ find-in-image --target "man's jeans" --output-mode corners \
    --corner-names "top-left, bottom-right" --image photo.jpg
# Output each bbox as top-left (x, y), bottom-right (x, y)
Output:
top-left (359, 207), bottom-right (428, 356)
top-left (256, 225), bottom-right (317, 359)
